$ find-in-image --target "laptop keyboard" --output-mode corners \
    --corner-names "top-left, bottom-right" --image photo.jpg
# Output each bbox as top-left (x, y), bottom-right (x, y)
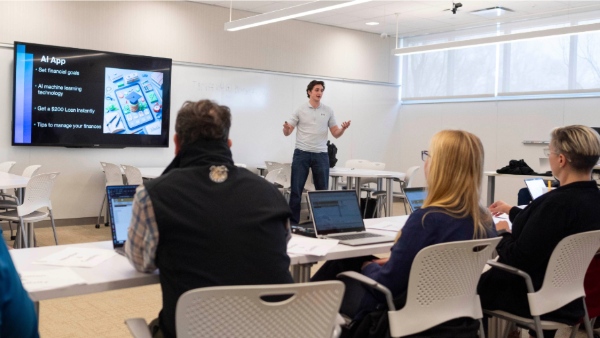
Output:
top-left (331, 232), bottom-right (382, 240)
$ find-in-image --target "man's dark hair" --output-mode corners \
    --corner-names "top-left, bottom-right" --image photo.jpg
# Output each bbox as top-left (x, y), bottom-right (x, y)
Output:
top-left (175, 100), bottom-right (231, 145)
top-left (306, 80), bottom-right (325, 98)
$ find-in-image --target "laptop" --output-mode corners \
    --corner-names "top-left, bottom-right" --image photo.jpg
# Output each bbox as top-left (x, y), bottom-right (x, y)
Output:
top-left (106, 185), bottom-right (138, 255)
top-left (403, 187), bottom-right (427, 212)
top-left (524, 178), bottom-right (547, 200)
top-left (307, 190), bottom-right (395, 246)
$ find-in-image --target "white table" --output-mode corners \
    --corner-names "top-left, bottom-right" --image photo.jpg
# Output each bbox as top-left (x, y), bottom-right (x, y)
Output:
top-left (484, 172), bottom-right (557, 206)
top-left (289, 216), bottom-right (406, 282)
top-left (10, 241), bottom-right (159, 314)
top-left (10, 216), bottom-right (405, 307)
top-left (330, 167), bottom-right (406, 217)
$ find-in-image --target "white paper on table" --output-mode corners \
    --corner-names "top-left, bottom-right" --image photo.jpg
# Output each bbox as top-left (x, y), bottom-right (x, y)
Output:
top-left (367, 221), bottom-right (402, 232)
top-left (288, 236), bottom-right (339, 257)
top-left (19, 267), bottom-right (87, 292)
top-left (33, 247), bottom-right (117, 268)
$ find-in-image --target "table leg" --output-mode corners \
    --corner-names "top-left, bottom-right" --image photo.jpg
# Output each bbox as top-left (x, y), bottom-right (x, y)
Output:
top-left (331, 176), bottom-right (339, 190)
top-left (487, 175), bottom-right (496, 206)
top-left (27, 222), bottom-right (34, 248)
top-left (354, 177), bottom-right (362, 203)
top-left (291, 263), bottom-right (314, 283)
top-left (386, 178), bottom-right (393, 217)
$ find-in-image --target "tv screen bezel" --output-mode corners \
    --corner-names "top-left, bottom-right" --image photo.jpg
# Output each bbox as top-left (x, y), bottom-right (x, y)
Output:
top-left (12, 41), bottom-right (172, 149)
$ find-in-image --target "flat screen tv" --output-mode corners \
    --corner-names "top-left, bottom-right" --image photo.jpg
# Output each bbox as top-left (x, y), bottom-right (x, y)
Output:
top-left (12, 42), bottom-right (172, 148)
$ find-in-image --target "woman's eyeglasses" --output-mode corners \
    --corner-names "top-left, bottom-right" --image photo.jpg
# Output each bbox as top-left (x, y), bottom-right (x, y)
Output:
top-left (421, 150), bottom-right (430, 162)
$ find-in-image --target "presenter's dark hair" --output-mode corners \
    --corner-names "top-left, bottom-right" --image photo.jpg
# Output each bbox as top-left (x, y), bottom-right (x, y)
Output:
top-left (175, 100), bottom-right (231, 145)
top-left (306, 80), bottom-right (325, 98)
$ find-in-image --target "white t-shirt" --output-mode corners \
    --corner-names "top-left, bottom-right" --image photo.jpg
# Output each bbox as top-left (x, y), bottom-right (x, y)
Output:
top-left (288, 102), bottom-right (337, 153)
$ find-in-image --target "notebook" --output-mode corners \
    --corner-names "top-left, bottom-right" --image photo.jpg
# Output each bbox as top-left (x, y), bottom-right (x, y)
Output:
top-left (106, 185), bottom-right (138, 255)
top-left (524, 178), bottom-right (547, 200)
top-left (404, 187), bottom-right (427, 212)
top-left (307, 190), bottom-right (395, 246)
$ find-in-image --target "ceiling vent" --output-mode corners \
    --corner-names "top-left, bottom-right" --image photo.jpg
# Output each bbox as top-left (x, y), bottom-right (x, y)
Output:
top-left (470, 6), bottom-right (515, 18)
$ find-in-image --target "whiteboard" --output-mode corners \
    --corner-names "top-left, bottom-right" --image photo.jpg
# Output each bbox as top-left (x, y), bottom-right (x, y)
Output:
top-left (170, 63), bottom-right (402, 168)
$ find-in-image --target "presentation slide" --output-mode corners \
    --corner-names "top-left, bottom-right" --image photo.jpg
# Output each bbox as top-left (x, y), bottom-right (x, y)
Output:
top-left (13, 42), bottom-right (171, 147)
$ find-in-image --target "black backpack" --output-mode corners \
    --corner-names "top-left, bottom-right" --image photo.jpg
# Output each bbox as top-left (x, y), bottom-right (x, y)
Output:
top-left (327, 140), bottom-right (338, 168)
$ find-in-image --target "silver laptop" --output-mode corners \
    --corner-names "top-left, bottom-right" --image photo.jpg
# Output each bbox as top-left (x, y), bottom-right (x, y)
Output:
top-left (106, 185), bottom-right (138, 255)
top-left (404, 187), bottom-right (427, 212)
top-left (524, 178), bottom-right (547, 200)
top-left (307, 190), bottom-right (395, 246)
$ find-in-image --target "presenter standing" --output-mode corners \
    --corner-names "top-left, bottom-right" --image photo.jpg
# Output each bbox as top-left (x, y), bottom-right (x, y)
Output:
top-left (283, 80), bottom-right (351, 224)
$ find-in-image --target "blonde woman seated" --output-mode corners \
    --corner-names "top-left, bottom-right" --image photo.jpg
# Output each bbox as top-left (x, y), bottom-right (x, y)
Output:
top-left (312, 130), bottom-right (496, 331)
top-left (479, 125), bottom-right (600, 338)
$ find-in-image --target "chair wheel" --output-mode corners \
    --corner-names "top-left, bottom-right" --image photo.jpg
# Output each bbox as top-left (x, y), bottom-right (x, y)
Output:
top-left (95, 224), bottom-right (100, 229)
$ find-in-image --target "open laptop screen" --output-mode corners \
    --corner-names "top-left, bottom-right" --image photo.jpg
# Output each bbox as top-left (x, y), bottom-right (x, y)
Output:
top-left (308, 190), bottom-right (365, 236)
top-left (107, 185), bottom-right (138, 247)
top-left (404, 187), bottom-right (427, 212)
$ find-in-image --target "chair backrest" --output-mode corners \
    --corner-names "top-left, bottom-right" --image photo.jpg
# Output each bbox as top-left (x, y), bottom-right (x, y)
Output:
top-left (264, 168), bottom-right (282, 185)
top-left (17, 172), bottom-right (60, 216)
top-left (527, 229), bottom-right (600, 316)
top-left (22, 165), bottom-right (42, 178)
top-left (121, 164), bottom-right (143, 185)
top-left (265, 161), bottom-right (284, 174)
top-left (345, 159), bottom-right (371, 169)
top-left (175, 281), bottom-right (344, 338)
top-left (101, 162), bottom-right (124, 186)
top-left (389, 237), bottom-right (501, 337)
top-left (0, 161), bottom-right (16, 173)
top-left (402, 166), bottom-right (420, 189)
top-left (278, 163), bottom-right (292, 189)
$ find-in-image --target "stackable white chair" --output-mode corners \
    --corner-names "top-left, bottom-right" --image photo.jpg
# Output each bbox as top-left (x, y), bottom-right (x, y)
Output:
top-left (0, 172), bottom-right (60, 248)
top-left (0, 164), bottom-right (42, 239)
top-left (338, 159), bottom-right (371, 190)
top-left (96, 162), bottom-right (124, 229)
top-left (339, 237), bottom-right (501, 338)
top-left (125, 281), bottom-right (345, 338)
top-left (264, 161), bottom-right (284, 175)
top-left (0, 161), bottom-right (16, 173)
top-left (373, 166), bottom-right (420, 217)
top-left (484, 229), bottom-right (600, 338)
top-left (121, 164), bottom-right (143, 185)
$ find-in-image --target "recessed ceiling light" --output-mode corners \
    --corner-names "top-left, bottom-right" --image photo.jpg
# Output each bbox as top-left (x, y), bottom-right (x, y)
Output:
top-left (366, 22), bottom-right (380, 26)
top-left (470, 6), bottom-right (514, 18)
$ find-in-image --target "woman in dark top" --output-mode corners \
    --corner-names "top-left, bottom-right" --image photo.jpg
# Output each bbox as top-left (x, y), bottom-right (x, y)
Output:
top-left (479, 125), bottom-right (600, 338)
top-left (313, 130), bottom-right (495, 324)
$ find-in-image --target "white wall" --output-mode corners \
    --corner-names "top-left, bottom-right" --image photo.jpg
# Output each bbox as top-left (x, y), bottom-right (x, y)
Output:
top-left (391, 97), bottom-right (600, 206)
top-left (0, 1), bottom-right (401, 220)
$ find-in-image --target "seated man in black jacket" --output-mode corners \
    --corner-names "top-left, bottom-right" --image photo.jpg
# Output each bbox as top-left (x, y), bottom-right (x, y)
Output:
top-left (125, 100), bottom-right (293, 338)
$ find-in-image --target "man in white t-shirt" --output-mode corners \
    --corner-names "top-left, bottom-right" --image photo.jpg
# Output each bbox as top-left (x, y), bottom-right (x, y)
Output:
top-left (283, 80), bottom-right (351, 223)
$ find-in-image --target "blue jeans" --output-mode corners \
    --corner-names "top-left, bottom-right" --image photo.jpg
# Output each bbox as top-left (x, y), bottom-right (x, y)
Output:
top-left (289, 149), bottom-right (329, 223)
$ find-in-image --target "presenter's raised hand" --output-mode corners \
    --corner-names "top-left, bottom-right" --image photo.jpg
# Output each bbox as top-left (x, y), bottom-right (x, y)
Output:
top-left (341, 120), bottom-right (351, 130)
top-left (283, 121), bottom-right (293, 136)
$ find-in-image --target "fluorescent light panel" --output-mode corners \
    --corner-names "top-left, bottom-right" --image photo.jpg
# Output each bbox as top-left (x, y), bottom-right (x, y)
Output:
top-left (393, 22), bottom-right (600, 56)
top-left (225, 0), bottom-right (370, 32)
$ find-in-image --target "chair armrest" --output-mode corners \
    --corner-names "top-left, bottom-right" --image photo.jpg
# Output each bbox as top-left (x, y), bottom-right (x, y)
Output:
top-left (337, 271), bottom-right (396, 311)
top-left (124, 318), bottom-right (152, 338)
top-left (487, 260), bottom-right (535, 293)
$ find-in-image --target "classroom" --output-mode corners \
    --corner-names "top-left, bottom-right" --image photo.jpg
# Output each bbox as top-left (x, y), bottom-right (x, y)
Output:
top-left (1, 1), bottom-right (600, 337)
